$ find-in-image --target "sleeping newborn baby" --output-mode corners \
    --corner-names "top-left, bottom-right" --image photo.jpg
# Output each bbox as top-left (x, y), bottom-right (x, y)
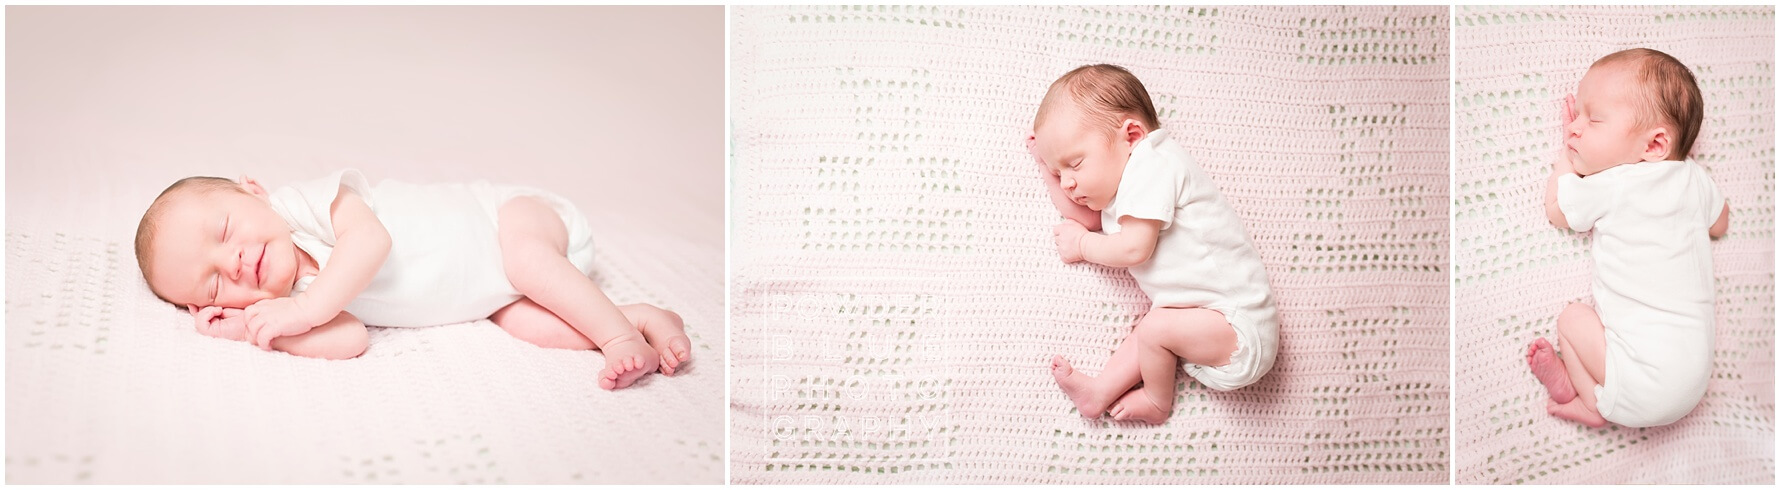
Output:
top-left (134, 169), bottom-right (690, 390)
top-left (1528, 48), bottom-right (1729, 427)
top-left (1031, 64), bottom-right (1279, 424)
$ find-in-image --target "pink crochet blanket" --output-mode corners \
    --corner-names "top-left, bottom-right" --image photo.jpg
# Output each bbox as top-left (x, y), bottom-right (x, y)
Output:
top-left (730, 6), bottom-right (1450, 483)
top-left (1452, 6), bottom-right (1775, 484)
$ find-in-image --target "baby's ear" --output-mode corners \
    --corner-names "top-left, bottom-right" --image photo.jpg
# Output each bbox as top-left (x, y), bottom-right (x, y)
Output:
top-left (1641, 126), bottom-right (1672, 162)
top-left (1121, 119), bottom-right (1147, 146)
top-left (237, 175), bottom-right (270, 198)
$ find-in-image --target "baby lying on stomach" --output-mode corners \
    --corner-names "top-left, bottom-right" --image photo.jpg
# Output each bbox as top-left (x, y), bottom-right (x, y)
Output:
top-left (134, 169), bottom-right (690, 390)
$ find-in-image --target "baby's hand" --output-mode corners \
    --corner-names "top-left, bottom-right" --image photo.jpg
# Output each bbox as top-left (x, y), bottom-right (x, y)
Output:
top-left (1554, 93), bottom-right (1579, 176)
top-left (189, 305), bottom-right (249, 342)
top-left (243, 297), bottom-right (320, 350)
top-left (1053, 219), bottom-right (1088, 263)
top-left (1563, 93), bottom-right (1576, 126)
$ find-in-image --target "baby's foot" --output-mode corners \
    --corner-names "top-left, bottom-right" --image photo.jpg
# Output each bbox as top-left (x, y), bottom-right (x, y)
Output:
top-left (1051, 355), bottom-right (1114, 418)
top-left (637, 308), bottom-right (692, 376)
top-left (1107, 389), bottom-right (1172, 425)
top-left (597, 336), bottom-right (659, 390)
top-left (1526, 338), bottom-right (1576, 403)
top-left (1546, 397), bottom-right (1607, 428)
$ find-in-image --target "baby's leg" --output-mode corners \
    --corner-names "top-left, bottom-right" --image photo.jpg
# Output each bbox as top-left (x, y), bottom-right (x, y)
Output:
top-left (490, 298), bottom-right (596, 350)
top-left (491, 299), bottom-right (691, 374)
top-left (1108, 307), bottom-right (1237, 424)
top-left (1549, 302), bottom-right (1609, 427)
top-left (1051, 334), bottom-right (1142, 419)
top-left (497, 197), bottom-right (657, 390)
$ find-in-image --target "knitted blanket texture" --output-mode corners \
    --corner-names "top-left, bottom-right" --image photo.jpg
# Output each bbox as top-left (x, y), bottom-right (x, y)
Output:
top-left (5, 224), bottom-right (723, 483)
top-left (1452, 5), bottom-right (1775, 484)
top-left (730, 6), bottom-right (1451, 483)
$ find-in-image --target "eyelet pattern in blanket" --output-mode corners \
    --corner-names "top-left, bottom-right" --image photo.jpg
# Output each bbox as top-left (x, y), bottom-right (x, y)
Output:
top-left (729, 5), bottom-right (1450, 484)
top-left (4, 227), bottom-right (724, 484)
top-left (1452, 5), bottom-right (1774, 484)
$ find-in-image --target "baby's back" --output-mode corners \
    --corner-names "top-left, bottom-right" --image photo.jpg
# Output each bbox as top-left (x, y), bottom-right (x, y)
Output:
top-left (1105, 131), bottom-right (1275, 321)
top-left (356, 179), bottom-right (518, 327)
top-left (1587, 161), bottom-right (1720, 336)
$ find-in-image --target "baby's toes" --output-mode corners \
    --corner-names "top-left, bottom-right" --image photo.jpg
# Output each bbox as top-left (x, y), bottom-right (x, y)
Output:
top-left (659, 350), bottom-right (681, 375)
top-left (599, 368), bottom-right (619, 391)
top-left (672, 339), bottom-right (692, 361)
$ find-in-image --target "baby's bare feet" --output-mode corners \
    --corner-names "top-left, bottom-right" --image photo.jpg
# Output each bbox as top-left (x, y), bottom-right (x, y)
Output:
top-left (636, 307), bottom-right (692, 376)
top-left (1526, 337), bottom-right (1576, 403)
top-left (1051, 355), bottom-right (1114, 419)
top-left (1546, 397), bottom-right (1607, 428)
top-left (598, 336), bottom-right (659, 390)
top-left (1108, 388), bottom-right (1172, 425)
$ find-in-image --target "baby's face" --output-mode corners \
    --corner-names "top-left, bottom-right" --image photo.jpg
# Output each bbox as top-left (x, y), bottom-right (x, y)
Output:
top-left (1566, 63), bottom-right (1658, 175)
top-left (146, 183), bottom-right (303, 310)
top-left (1033, 101), bottom-right (1132, 211)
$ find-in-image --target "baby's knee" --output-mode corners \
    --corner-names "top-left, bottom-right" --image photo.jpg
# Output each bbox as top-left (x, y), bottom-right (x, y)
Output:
top-left (1557, 303), bottom-right (1599, 329)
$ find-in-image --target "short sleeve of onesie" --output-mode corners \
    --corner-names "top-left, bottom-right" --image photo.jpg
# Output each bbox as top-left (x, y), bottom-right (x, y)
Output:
top-left (1702, 171), bottom-right (1726, 225)
top-left (1108, 131), bottom-right (1185, 230)
top-left (1556, 171), bottom-right (1614, 233)
top-left (266, 169), bottom-right (376, 292)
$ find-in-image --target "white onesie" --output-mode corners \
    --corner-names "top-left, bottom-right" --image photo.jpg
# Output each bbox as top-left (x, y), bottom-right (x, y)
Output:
top-left (267, 169), bottom-right (597, 328)
top-left (1099, 129), bottom-right (1280, 391)
top-left (1557, 160), bottom-right (1722, 427)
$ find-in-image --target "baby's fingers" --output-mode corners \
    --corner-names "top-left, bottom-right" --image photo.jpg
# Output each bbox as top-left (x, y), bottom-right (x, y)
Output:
top-left (255, 328), bottom-right (278, 351)
top-left (243, 314), bottom-right (269, 350)
top-left (190, 305), bottom-right (219, 328)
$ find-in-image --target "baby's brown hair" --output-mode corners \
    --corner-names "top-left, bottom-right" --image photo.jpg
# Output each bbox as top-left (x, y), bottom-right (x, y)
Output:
top-left (134, 176), bottom-right (247, 303)
top-left (1035, 64), bottom-right (1162, 135)
top-left (1593, 48), bottom-right (1703, 161)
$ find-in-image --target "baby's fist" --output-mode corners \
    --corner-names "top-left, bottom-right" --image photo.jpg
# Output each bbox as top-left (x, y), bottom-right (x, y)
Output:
top-left (1053, 219), bottom-right (1088, 263)
top-left (243, 297), bottom-right (318, 350)
top-left (189, 305), bottom-right (249, 342)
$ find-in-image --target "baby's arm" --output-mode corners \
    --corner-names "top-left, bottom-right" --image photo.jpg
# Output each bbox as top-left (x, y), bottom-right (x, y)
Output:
top-left (1056, 216), bottom-right (1161, 268)
top-left (1546, 94), bottom-right (1576, 230)
top-left (1710, 202), bottom-right (1730, 239)
top-left (244, 186), bottom-right (390, 348)
top-left (194, 306), bottom-right (367, 359)
top-left (1544, 155), bottom-right (1573, 230)
top-left (269, 312), bottom-right (368, 360)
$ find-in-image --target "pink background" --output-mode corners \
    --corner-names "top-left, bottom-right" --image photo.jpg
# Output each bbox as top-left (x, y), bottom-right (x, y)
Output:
top-left (5, 6), bottom-right (726, 483)
top-left (7, 6), bottom-right (723, 245)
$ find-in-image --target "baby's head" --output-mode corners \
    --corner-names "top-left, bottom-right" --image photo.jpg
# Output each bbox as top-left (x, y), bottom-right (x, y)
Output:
top-left (135, 176), bottom-right (302, 310)
top-left (1567, 48), bottom-right (1703, 175)
top-left (1031, 64), bottom-right (1161, 211)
